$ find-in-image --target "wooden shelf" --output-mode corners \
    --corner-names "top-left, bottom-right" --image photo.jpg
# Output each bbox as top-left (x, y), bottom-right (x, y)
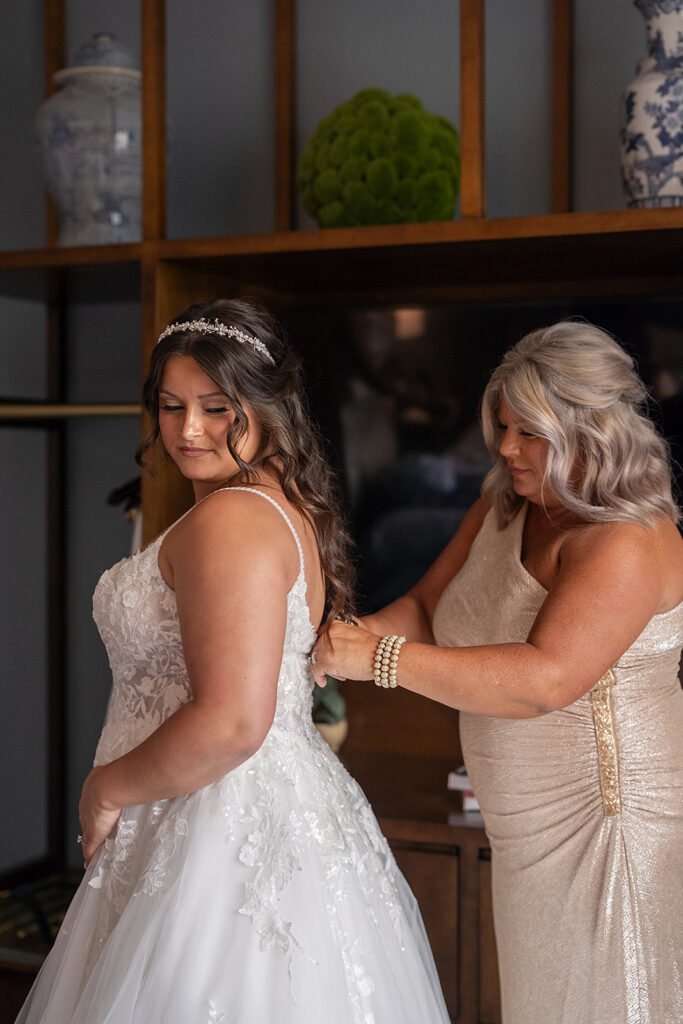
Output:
top-left (4, 207), bottom-right (680, 304)
top-left (154, 207), bottom-right (678, 256)
top-left (156, 208), bottom-right (683, 303)
top-left (0, 244), bottom-right (142, 269)
top-left (0, 403), bottom-right (141, 421)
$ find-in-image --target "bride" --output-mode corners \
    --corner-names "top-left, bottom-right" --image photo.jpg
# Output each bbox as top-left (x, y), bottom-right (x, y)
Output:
top-left (16, 298), bottom-right (449, 1023)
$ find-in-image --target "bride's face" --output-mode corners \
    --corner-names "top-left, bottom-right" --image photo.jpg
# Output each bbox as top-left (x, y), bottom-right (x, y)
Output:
top-left (158, 355), bottom-right (261, 500)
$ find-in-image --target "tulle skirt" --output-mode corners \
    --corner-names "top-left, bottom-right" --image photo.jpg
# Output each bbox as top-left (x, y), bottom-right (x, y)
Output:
top-left (16, 735), bottom-right (449, 1023)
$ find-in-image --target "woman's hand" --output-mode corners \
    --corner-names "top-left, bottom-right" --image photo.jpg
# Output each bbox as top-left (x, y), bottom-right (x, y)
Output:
top-left (78, 766), bottom-right (122, 868)
top-left (311, 621), bottom-right (380, 687)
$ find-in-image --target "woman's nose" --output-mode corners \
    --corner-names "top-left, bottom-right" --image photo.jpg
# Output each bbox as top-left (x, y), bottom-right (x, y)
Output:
top-left (181, 410), bottom-right (203, 438)
top-left (499, 431), bottom-right (519, 457)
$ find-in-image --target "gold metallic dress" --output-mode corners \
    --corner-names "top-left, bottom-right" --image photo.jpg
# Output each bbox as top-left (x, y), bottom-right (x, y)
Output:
top-left (432, 505), bottom-right (683, 1024)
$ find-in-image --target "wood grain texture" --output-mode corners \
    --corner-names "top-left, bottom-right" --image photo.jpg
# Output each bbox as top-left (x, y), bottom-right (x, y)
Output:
top-left (460, 0), bottom-right (486, 218)
top-left (141, 0), bottom-right (166, 241)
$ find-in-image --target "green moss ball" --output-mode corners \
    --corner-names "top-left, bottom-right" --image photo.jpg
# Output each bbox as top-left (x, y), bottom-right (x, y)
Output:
top-left (297, 88), bottom-right (460, 228)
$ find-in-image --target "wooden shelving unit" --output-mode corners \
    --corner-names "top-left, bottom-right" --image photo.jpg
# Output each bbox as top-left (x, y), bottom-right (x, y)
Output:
top-left (3, 205), bottom-right (682, 289)
top-left (4, 1), bottom-right (683, 1021)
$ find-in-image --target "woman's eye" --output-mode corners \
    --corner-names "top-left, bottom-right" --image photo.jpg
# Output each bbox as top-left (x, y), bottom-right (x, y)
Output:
top-left (205, 406), bottom-right (229, 415)
top-left (496, 421), bottom-right (507, 431)
top-left (160, 404), bottom-right (183, 412)
top-left (520, 430), bottom-right (536, 438)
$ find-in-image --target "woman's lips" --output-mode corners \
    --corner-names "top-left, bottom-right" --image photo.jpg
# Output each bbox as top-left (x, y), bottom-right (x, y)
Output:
top-left (178, 447), bottom-right (212, 457)
top-left (508, 465), bottom-right (528, 476)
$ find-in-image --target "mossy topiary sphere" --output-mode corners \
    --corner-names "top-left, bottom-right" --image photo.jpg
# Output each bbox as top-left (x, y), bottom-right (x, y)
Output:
top-left (297, 88), bottom-right (460, 228)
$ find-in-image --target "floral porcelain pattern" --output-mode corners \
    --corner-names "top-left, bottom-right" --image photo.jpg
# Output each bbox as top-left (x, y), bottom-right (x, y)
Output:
top-left (88, 490), bottom-right (405, 1017)
top-left (620, 1), bottom-right (683, 206)
top-left (34, 33), bottom-right (142, 246)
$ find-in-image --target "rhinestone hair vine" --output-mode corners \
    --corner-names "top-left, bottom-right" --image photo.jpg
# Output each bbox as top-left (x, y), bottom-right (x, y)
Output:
top-left (157, 318), bottom-right (276, 365)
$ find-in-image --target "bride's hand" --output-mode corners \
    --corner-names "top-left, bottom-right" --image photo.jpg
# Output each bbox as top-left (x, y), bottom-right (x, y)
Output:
top-left (311, 621), bottom-right (379, 688)
top-left (78, 766), bottom-right (122, 868)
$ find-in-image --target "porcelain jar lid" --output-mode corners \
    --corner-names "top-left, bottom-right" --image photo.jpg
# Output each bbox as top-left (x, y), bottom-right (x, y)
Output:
top-left (53, 32), bottom-right (141, 83)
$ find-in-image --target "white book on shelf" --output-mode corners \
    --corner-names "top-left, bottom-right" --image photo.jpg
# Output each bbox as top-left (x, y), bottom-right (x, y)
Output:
top-left (447, 765), bottom-right (480, 812)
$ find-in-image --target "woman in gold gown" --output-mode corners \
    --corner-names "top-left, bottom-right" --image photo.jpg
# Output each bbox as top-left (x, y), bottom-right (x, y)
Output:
top-left (313, 320), bottom-right (683, 1024)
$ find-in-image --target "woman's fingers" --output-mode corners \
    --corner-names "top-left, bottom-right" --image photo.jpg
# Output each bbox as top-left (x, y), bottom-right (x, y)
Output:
top-left (312, 621), bottom-right (378, 683)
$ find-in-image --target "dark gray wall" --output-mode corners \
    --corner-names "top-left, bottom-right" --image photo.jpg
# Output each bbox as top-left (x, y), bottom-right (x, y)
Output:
top-left (0, 0), bottom-right (45, 250)
top-left (166, 0), bottom-right (275, 238)
top-left (0, 430), bottom-right (49, 868)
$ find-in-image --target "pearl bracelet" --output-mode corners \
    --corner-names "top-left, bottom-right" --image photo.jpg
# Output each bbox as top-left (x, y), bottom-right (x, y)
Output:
top-left (373, 634), bottom-right (407, 688)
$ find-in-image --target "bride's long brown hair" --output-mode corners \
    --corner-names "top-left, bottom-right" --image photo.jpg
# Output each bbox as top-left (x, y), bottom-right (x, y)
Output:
top-left (137, 298), bottom-right (356, 629)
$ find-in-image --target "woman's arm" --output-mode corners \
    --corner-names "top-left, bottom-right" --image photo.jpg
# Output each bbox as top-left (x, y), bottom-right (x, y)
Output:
top-left (79, 492), bottom-right (297, 865)
top-left (314, 521), bottom-right (667, 719)
top-left (360, 498), bottom-right (491, 642)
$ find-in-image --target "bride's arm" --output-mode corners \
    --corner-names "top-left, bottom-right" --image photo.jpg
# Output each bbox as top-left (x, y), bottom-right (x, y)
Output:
top-left (79, 492), bottom-right (296, 865)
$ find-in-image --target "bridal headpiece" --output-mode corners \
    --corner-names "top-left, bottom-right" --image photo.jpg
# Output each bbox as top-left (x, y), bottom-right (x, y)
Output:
top-left (157, 318), bottom-right (276, 365)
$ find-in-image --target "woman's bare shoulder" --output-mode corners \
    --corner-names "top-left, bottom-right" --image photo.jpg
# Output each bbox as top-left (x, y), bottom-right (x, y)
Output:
top-left (558, 516), bottom-right (683, 612)
top-left (159, 487), bottom-right (299, 588)
top-left (176, 487), bottom-right (291, 534)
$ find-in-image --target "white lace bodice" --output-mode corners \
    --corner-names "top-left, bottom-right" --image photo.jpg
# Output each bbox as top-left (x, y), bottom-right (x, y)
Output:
top-left (92, 487), bottom-right (317, 767)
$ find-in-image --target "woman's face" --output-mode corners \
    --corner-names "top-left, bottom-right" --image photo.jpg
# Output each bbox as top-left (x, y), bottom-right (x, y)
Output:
top-left (497, 397), bottom-right (553, 506)
top-left (158, 354), bottom-right (260, 501)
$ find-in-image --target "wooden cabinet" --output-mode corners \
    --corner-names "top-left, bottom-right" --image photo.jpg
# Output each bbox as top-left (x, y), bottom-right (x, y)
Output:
top-left (389, 825), bottom-right (500, 1024)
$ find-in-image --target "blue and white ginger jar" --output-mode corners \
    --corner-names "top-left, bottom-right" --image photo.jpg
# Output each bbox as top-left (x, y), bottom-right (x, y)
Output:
top-left (34, 32), bottom-right (141, 246)
top-left (620, 0), bottom-right (683, 207)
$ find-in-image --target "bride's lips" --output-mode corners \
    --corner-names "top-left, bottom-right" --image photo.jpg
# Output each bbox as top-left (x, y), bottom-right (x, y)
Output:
top-left (178, 446), bottom-right (212, 457)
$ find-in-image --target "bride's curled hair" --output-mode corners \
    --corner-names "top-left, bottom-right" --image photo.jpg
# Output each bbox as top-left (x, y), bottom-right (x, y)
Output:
top-left (481, 320), bottom-right (680, 528)
top-left (137, 297), bottom-right (356, 629)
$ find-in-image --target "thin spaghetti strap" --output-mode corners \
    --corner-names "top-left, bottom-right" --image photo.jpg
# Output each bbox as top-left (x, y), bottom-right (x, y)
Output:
top-left (226, 486), bottom-right (305, 577)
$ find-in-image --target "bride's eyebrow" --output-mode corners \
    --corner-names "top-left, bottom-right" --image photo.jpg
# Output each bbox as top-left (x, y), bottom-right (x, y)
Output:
top-left (158, 389), bottom-right (227, 399)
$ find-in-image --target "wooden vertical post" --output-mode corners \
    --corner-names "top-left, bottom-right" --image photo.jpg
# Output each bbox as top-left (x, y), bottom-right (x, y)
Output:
top-left (139, 260), bottom-right (200, 545)
top-left (141, 0), bottom-right (167, 242)
top-left (552, 0), bottom-right (574, 213)
top-left (140, 2), bottom-right (168, 545)
top-left (44, 0), bottom-right (65, 246)
top-left (460, 0), bottom-right (486, 219)
top-left (275, 0), bottom-right (297, 232)
top-left (46, 269), bottom-right (67, 865)
top-left (458, 841), bottom-right (482, 1021)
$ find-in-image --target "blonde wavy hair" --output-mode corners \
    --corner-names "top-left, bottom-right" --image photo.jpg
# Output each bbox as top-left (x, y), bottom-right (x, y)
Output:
top-left (480, 320), bottom-right (680, 528)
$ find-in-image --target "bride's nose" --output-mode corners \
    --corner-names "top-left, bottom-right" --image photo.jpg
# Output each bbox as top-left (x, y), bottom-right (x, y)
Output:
top-left (181, 408), bottom-right (203, 438)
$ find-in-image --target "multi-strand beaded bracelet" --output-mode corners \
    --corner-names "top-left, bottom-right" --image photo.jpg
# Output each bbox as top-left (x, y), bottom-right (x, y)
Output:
top-left (372, 634), bottom-right (407, 688)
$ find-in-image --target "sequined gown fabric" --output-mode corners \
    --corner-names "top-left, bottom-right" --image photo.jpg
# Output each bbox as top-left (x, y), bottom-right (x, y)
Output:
top-left (432, 505), bottom-right (683, 1024)
top-left (17, 488), bottom-right (449, 1024)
